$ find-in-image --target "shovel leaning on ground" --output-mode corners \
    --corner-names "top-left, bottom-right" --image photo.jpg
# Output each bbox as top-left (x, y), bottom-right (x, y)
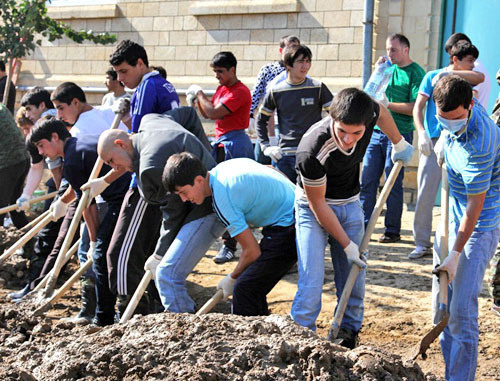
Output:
top-left (412, 166), bottom-right (450, 360)
top-left (327, 160), bottom-right (404, 340)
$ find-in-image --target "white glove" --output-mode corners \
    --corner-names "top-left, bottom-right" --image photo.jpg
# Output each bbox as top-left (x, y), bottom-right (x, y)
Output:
top-left (144, 254), bottom-right (162, 280)
top-left (217, 273), bottom-right (237, 301)
top-left (431, 70), bottom-right (450, 87)
top-left (49, 199), bottom-right (69, 221)
top-left (112, 97), bottom-right (131, 115)
top-left (343, 241), bottom-right (367, 268)
top-left (379, 93), bottom-right (389, 108)
top-left (418, 130), bottom-right (432, 156)
top-left (186, 93), bottom-right (197, 107)
top-left (433, 250), bottom-right (460, 284)
top-left (269, 135), bottom-right (279, 147)
top-left (263, 146), bottom-right (283, 162)
top-left (391, 138), bottom-right (414, 166)
top-left (16, 193), bottom-right (31, 211)
top-left (81, 178), bottom-right (110, 199)
top-left (247, 118), bottom-right (256, 135)
top-left (87, 241), bottom-right (97, 261)
top-left (434, 130), bottom-right (448, 167)
top-left (186, 84), bottom-right (203, 99)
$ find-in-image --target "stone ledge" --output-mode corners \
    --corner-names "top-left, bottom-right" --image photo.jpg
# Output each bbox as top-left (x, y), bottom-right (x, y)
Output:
top-left (189, 0), bottom-right (299, 16)
top-left (47, 4), bottom-right (118, 20)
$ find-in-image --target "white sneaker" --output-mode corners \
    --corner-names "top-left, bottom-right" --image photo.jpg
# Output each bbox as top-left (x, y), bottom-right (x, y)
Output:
top-left (408, 246), bottom-right (432, 259)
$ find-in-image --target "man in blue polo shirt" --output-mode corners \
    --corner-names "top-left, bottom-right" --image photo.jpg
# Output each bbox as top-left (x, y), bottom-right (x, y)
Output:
top-left (163, 154), bottom-right (297, 316)
top-left (432, 76), bottom-right (500, 381)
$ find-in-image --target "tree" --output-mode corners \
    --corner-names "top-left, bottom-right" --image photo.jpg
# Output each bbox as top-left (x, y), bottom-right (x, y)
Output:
top-left (0, 0), bottom-right (117, 108)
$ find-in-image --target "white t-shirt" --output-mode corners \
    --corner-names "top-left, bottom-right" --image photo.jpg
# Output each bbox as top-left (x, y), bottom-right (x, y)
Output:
top-left (101, 91), bottom-right (131, 108)
top-left (473, 59), bottom-right (491, 109)
top-left (70, 107), bottom-right (128, 144)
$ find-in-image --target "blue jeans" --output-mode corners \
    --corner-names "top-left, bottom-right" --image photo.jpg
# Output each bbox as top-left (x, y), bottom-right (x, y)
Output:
top-left (433, 222), bottom-right (500, 381)
top-left (360, 130), bottom-right (413, 235)
top-left (155, 214), bottom-right (226, 313)
top-left (291, 196), bottom-right (366, 332)
top-left (275, 155), bottom-right (297, 184)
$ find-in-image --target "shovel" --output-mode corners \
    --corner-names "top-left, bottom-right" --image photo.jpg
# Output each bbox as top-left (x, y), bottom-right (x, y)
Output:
top-left (412, 166), bottom-right (449, 360)
top-left (0, 191), bottom-right (57, 216)
top-left (327, 160), bottom-right (404, 340)
top-left (119, 270), bottom-right (153, 323)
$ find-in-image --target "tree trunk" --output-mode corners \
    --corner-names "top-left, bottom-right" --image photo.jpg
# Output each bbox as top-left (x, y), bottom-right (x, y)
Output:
top-left (1, 58), bottom-right (13, 108)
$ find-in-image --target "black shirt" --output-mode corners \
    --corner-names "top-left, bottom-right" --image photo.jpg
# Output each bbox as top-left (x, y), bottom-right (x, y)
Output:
top-left (296, 101), bottom-right (380, 200)
top-left (0, 75), bottom-right (16, 115)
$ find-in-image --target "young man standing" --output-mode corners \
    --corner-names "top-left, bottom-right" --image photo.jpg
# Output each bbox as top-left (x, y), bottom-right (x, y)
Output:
top-left (29, 117), bottom-right (131, 326)
top-left (256, 44), bottom-right (333, 183)
top-left (432, 75), bottom-right (500, 381)
top-left (101, 67), bottom-right (130, 108)
top-left (186, 51), bottom-right (254, 264)
top-left (411, 41), bottom-right (484, 259)
top-left (249, 35), bottom-right (301, 164)
top-left (163, 154), bottom-right (297, 316)
top-left (360, 34), bottom-right (425, 244)
top-left (291, 88), bottom-right (414, 348)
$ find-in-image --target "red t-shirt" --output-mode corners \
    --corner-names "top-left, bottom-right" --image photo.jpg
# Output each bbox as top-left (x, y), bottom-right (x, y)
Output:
top-left (211, 81), bottom-right (251, 139)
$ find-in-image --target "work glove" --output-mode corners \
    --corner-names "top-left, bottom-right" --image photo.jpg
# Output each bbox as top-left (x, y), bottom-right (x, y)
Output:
top-left (417, 130), bottom-right (432, 156)
top-left (16, 193), bottom-right (31, 211)
top-left (87, 241), bottom-right (97, 261)
top-left (431, 69), bottom-right (450, 87)
top-left (49, 199), bottom-right (69, 221)
top-left (187, 84), bottom-right (203, 98)
top-left (144, 254), bottom-right (162, 280)
top-left (81, 178), bottom-right (110, 199)
top-left (379, 93), bottom-right (389, 108)
top-left (391, 138), bottom-right (414, 166)
top-left (433, 250), bottom-right (460, 284)
top-left (434, 130), bottom-right (448, 167)
top-left (263, 146), bottom-right (283, 162)
top-left (112, 97), bottom-right (131, 122)
top-left (269, 135), bottom-right (279, 147)
top-left (343, 241), bottom-right (367, 268)
top-left (217, 273), bottom-right (237, 301)
top-left (186, 93), bottom-right (197, 107)
top-left (247, 117), bottom-right (256, 135)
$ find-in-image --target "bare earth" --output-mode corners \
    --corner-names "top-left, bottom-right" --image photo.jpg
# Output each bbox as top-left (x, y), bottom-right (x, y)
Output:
top-left (0, 206), bottom-right (498, 380)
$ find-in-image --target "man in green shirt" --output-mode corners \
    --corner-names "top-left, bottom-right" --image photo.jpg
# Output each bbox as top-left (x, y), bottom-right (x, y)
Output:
top-left (360, 33), bottom-right (425, 243)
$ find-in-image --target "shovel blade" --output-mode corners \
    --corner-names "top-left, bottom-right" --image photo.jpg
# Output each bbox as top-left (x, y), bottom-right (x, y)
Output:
top-left (412, 313), bottom-right (449, 361)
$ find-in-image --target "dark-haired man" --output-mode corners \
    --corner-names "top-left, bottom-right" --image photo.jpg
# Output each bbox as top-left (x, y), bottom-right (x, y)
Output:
top-left (29, 117), bottom-right (131, 326)
top-left (102, 67), bottom-right (130, 108)
top-left (431, 75), bottom-right (500, 381)
top-left (163, 153), bottom-right (297, 316)
top-left (256, 44), bottom-right (333, 183)
top-left (0, 60), bottom-right (16, 114)
top-left (411, 41), bottom-right (485, 259)
top-left (290, 88), bottom-right (414, 348)
top-left (186, 51), bottom-right (254, 264)
top-left (360, 33), bottom-right (424, 244)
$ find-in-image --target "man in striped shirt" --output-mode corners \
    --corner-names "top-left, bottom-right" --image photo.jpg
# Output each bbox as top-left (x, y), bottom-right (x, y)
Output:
top-left (432, 76), bottom-right (500, 381)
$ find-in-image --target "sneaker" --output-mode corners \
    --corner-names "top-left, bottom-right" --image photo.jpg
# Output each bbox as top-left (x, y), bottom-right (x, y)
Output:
top-left (214, 245), bottom-right (235, 264)
top-left (332, 327), bottom-right (359, 349)
top-left (378, 233), bottom-right (401, 243)
top-left (7, 284), bottom-right (30, 301)
top-left (408, 246), bottom-right (432, 259)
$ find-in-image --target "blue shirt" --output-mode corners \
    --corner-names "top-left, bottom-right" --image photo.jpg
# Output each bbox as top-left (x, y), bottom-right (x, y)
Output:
top-left (209, 158), bottom-right (295, 237)
top-left (418, 68), bottom-right (446, 138)
top-left (444, 103), bottom-right (500, 231)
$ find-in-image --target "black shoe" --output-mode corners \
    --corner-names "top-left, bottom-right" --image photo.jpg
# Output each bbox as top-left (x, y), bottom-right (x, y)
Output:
top-left (214, 245), bottom-right (235, 264)
top-left (333, 328), bottom-right (359, 349)
top-left (63, 277), bottom-right (96, 325)
top-left (378, 233), bottom-right (401, 243)
top-left (7, 284), bottom-right (30, 300)
top-left (91, 316), bottom-right (114, 327)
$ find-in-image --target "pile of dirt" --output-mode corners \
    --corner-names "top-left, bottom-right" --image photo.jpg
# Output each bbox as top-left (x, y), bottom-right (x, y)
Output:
top-left (0, 227), bottom-right (29, 289)
top-left (0, 306), bottom-right (439, 381)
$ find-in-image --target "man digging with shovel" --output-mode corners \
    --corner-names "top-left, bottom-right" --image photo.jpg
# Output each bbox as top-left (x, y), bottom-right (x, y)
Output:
top-left (430, 76), bottom-right (500, 381)
top-left (290, 88), bottom-right (414, 348)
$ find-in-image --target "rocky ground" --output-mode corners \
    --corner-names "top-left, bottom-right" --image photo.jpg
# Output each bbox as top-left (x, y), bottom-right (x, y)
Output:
top-left (0, 206), bottom-right (498, 380)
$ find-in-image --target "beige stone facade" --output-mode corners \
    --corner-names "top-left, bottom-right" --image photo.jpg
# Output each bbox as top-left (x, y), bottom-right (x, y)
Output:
top-left (15, 0), bottom-right (444, 195)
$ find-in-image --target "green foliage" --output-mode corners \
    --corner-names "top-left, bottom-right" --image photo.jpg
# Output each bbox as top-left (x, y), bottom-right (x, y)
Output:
top-left (0, 0), bottom-right (116, 61)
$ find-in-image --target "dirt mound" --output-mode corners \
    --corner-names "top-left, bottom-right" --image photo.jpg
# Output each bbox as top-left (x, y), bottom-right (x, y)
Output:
top-left (0, 309), bottom-right (438, 381)
top-left (0, 226), bottom-right (28, 289)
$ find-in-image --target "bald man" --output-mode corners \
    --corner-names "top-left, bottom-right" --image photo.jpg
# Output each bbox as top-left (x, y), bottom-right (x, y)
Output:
top-left (82, 114), bottom-right (225, 314)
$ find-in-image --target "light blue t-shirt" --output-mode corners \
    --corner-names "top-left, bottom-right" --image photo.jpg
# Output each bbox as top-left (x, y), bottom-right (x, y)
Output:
top-left (209, 158), bottom-right (295, 237)
top-left (418, 68), bottom-right (446, 138)
top-left (445, 103), bottom-right (500, 231)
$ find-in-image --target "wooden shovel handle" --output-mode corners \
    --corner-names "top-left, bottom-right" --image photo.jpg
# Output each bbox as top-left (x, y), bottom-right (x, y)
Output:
top-left (196, 289), bottom-right (224, 315)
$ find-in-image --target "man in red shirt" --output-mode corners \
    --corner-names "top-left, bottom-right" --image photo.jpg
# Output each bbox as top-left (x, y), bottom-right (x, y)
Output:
top-left (187, 51), bottom-right (254, 263)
